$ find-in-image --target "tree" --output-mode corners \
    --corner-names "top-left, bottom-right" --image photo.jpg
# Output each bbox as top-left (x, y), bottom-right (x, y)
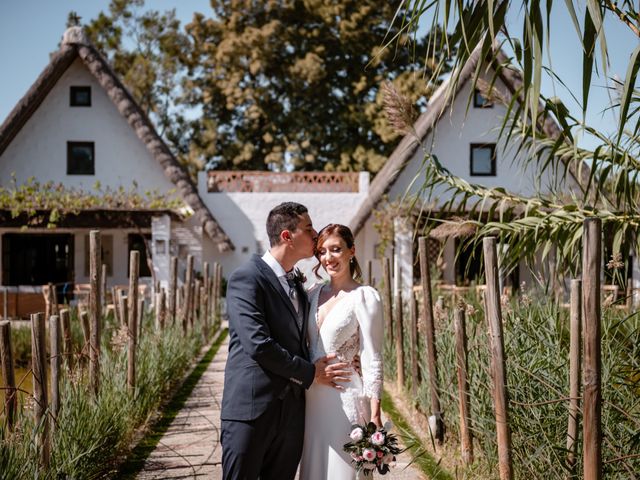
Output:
top-left (392, 1), bottom-right (640, 280)
top-left (78, 0), bottom-right (451, 175)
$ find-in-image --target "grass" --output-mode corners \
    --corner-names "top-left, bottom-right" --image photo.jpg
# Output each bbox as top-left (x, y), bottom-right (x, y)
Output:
top-left (384, 288), bottom-right (640, 478)
top-left (118, 328), bottom-right (228, 477)
top-left (0, 309), bottom-right (219, 479)
top-left (382, 390), bottom-right (454, 480)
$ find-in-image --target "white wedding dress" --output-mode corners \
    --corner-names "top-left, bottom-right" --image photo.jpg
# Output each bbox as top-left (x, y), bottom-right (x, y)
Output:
top-left (299, 284), bottom-right (384, 480)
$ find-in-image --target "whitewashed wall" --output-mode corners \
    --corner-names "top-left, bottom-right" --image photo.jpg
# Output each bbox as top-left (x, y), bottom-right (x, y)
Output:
top-left (0, 59), bottom-right (177, 195)
top-left (198, 172), bottom-right (370, 283)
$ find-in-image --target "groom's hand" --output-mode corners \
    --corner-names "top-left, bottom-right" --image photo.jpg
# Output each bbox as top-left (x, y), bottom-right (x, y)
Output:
top-left (314, 353), bottom-right (351, 390)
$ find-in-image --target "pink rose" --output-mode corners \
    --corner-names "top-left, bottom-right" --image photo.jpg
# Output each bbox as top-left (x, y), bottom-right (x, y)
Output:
top-left (362, 448), bottom-right (376, 462)
top-left (371, 431), bottom-right (385, 445)
top-left (377, 451), bottom-right (384, 458)
top-left (349, 427), bottom-right (364, 441)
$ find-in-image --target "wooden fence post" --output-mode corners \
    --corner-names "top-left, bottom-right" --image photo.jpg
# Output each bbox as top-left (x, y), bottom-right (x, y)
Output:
top-left (0, 320), bottom-right (16, 431)
top-left (395, 288), bottom-right (405, 390)
top-left (409, 290), bottom-right (419, 399)
top-left (582, 218), bottom-right (602, 480)
top-left (418, 236), bottom-right (444, 443)
top-left (112, 287), bottom-right (121, 324)
top-left (31, 312), bottom-right (50, 469)
top-left (49, 314), bottom-right (61, 432)
top-left (2, 287), bottom-right (7, 319)
top-left (137, 297), bottom-right (144, 340)
top-left (483, 237), bottom-right (513, 480)
top-left (382, 258), bottom-right (393, 343)
top-left (158, 289), bottom-right (167, 331)
top-left (216, 263), bottom-right (223, 327)
top-left (566, 278), bottom-right (582, 473)
top-left (454, 303), bottom-right (473, 464)
top-left (89, 230), bottom-right (102, 396)
top-left (59, 308), bottom-right (73, 371)
top-left (120, 296), bottom-right (128, 336)
top-left (80, 311), bottom-right (90, 358)
top-left (169, 256), bottom-right (178, 326)
top-left (101, 264), bottom-right (108, 313)
top-left (128, 251), bottom-right (139, 393)
top-left (203, 262), bottom-right (210, 335)
top-left (183, 255), bottom-right (194, 332)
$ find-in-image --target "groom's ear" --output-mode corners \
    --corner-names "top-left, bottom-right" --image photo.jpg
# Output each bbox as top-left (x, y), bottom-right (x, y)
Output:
top-left (280, 230), bottom-right (292, 243)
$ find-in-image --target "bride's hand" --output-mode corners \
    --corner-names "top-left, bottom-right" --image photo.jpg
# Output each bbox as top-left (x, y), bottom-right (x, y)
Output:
top-left (371, 414), bottom-right (382, 429)
top-left (313, 353), bottom-right (351, 390)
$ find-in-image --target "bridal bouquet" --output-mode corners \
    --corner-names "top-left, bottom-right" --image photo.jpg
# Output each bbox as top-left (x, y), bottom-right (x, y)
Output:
top-left (343, 421), bottom-right (401, 476)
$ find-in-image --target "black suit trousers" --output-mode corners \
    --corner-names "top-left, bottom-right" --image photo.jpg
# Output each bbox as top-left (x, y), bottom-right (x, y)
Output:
top-left (221, 391), bottom-right (305, 480)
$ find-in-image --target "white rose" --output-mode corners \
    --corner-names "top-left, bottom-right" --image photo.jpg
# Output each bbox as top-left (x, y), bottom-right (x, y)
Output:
top-left (349, 427), bottom-right (364, 441)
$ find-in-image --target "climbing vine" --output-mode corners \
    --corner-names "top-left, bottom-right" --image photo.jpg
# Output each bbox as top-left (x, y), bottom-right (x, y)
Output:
top-left (0, 175), bottom-right (185, 227)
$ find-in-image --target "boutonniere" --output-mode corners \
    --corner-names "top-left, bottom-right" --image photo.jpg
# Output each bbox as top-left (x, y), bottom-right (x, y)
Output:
top-left (293, 268), bottom-right (306, 284)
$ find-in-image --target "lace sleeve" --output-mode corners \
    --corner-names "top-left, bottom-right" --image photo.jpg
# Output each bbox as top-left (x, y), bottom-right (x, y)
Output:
top-left (356, 286), bottom-right (384, 399)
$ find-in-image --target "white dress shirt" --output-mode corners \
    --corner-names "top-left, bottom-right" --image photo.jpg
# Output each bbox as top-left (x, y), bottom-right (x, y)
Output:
top-left (262, 251), bottom-right (299, 312)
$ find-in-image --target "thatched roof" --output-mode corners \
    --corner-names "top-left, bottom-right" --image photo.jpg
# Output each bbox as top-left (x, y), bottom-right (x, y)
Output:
top-left (350, 43), bottom-right (591, 237)
top-left (428, 218), bottom-right (478, 240)
top-left (0, 27), bottom-right (234, 252)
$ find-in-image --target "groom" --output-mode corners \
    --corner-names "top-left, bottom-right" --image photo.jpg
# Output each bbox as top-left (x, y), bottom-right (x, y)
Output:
top-left (221, 202), bottom-right (349, 480)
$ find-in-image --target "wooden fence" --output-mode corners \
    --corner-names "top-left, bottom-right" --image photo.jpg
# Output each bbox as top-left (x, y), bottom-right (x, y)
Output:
top-left (0, 230), bottom-right (224, 469)
top-left (381, 218), bottom-right (617, 479)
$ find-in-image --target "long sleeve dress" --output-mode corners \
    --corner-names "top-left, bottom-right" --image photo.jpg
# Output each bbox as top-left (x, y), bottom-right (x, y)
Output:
top-left (299, 285), bottom-right (384, 480)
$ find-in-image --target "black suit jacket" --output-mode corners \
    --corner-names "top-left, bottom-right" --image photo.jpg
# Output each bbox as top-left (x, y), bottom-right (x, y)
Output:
top-left (221, 255), bottom-right (315, 421)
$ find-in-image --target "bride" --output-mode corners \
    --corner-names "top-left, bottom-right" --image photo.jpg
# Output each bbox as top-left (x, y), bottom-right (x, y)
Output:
top-left (299, 224), bottom-right (384, 480)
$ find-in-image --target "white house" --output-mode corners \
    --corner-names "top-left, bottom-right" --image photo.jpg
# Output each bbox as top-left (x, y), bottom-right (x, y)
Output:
top-left (349, 45), bottom-right (597, 295)
top-left (0, 27), bottom-right (233, 315)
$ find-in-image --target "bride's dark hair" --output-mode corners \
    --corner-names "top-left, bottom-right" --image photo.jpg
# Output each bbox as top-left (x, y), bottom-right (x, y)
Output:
top-left (313, 224), bottom-right (362, 280)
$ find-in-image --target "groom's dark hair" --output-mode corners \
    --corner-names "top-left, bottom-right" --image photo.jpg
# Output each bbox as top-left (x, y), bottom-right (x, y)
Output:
top-left (267, 202), bottom-right (309, 247)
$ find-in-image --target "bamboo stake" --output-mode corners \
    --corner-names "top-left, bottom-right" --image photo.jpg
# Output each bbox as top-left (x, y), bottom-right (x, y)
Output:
top-left (566, 279), bottom-right (582, 472)
top-left (49, 314), bottom-right (61, 430)
top-left (382, 258), bottom-right (393, 343)
top-left (128, 251), bottom-right (139, 393)
top-left (395, 288), bottom-right (405, 390)
top-left (483, 237), bottom-right (513, 480)
top-left (60, 308), bottom-right (73, 371)
top-left (89, 230), bottom-right (101, 396)
top-left (418, 236), bottom-right (444, 443)
top-left (409, 290), bottom-right (419, 398)
top-left (454, 303), bottom-right (473, 464)
top-left (0, 320), bottom-right (16, 431)
top-left (169, 256), bottom-right (178, 326)
top-left (582, 218), bottom-right (602, 480)
top-left (31, 312), bottom-right (50, 469)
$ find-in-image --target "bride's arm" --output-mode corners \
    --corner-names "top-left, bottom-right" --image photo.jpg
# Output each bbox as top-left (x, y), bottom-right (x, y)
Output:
top-left (357, 287), bottom-right (384, 427)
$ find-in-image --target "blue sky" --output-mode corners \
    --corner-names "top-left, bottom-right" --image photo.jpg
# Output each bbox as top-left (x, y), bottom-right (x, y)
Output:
top-left (0, 1), bottom-right (637, 149)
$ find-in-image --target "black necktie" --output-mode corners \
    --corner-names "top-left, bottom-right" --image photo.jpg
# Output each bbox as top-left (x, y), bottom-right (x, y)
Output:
top-left (284, 271), bottom-right (298, 306)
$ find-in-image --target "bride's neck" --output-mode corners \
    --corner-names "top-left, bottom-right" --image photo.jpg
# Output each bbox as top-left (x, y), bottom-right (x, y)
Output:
top-left (329, 273), bottom-right (358, 292)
